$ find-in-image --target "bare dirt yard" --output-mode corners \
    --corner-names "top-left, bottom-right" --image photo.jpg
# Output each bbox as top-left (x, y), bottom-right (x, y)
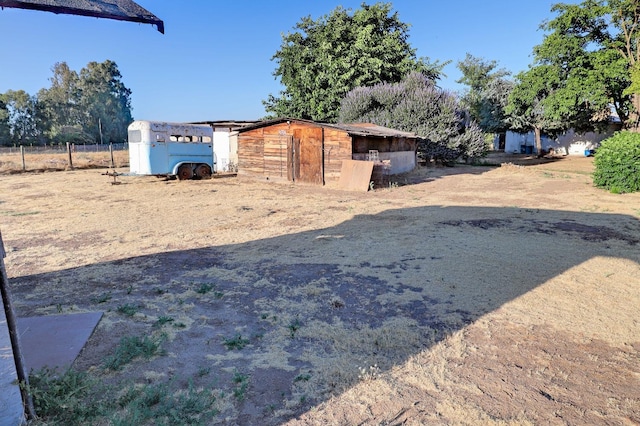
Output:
top-left (1, 153), bottom-right (639, 425)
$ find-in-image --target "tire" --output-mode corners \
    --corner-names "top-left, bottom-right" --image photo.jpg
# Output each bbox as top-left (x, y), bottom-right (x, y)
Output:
top-left (194, 164), bottom-right (212, 179)
top-left (177, 164), bottom-right (194, 180)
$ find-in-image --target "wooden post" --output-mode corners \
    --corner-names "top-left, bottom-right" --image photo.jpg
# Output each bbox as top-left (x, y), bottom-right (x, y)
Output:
top-left (20, 146), bottom-right (25, 171)
top-left (66, 142), bottom-right (74, 170)
top-left (0, 231), bottom-right (36, 420)
top-left (109, 143), bottom-right (115, 169)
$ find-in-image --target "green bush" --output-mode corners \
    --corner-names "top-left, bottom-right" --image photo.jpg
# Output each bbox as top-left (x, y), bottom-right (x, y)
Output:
top-left (593, 131), bottom-right (640, 193)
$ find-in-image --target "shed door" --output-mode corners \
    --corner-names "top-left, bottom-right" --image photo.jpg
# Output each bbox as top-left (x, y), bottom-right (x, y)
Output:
top-left (293, 127), bottom-right (323, 184)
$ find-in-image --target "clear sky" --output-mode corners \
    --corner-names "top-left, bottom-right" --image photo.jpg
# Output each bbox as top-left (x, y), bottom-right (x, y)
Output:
top-left (0, 1), bottom-right (578, 123)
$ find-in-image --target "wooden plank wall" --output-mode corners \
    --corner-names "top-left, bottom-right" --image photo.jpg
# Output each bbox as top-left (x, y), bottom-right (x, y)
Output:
top-left (237, 132), bottom-right (265, 177)
top-left (238, 122), bottom-right (354, 183)
top-left (323, 128), bottom-right (352, 182)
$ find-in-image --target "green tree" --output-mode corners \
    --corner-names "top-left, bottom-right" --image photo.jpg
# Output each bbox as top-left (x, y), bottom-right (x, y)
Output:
top-left (457, 54), bottom-right (513, 134)
top-left (265, 2), bottom-right (445, 122)
top-left (339, 71), bottom-right (487, 163)
top-left (37, 62), bottom-right (83, 143)
top-left (2, 90), bottom-right (39, 144)
top-left (506, 0), bottom-right (639, 149)
top-left (77, 60), bottom-right (133, 143)
top-left (0, 96), bottom-right (10, 145)
top-left (505, 65), bottom-right (566, 155)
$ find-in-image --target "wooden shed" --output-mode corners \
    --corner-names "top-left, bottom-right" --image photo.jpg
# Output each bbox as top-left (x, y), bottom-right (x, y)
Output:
top-left (236, 118), bottom-right (418, 186)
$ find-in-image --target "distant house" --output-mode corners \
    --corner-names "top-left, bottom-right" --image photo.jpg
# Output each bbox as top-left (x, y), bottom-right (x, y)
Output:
top-left (236, 118), bottom-right (418, 186)
top-left (500, 114), bottom-right (622, 156)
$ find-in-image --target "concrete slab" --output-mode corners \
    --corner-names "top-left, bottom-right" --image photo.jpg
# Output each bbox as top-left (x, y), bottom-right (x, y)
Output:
top-left (0, 303), bottom-right (25, 426)
top-left (17, 312), bottom-right (103, 372)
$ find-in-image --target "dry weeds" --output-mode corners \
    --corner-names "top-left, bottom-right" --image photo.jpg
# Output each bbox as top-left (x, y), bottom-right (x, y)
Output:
top-left (1, 154), bottom-right (639, 425)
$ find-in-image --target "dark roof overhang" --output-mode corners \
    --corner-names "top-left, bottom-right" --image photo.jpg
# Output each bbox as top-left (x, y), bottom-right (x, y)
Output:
top-left (0, 0), bottom-right (164, 33)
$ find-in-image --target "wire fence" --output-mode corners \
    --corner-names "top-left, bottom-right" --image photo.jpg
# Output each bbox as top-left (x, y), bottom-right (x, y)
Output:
top-left (0, 143), bottom-right (128, 155)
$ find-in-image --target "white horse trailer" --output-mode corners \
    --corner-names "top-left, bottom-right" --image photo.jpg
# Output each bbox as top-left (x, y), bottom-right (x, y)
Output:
top-left (128, 120), bottom-right (215, 179)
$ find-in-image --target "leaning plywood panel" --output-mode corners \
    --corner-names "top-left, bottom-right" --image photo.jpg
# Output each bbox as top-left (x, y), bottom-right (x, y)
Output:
top-left (337, 159), bottom-right (374, 192)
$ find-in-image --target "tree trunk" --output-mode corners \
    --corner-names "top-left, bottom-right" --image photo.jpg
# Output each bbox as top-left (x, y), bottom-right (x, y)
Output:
top-left (534, 126), bottom-right (543, 157)
top-left (630, 94), bottom-right (640, 132)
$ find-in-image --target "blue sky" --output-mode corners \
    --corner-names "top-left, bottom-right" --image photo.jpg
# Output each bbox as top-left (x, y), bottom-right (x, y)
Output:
top-left (0, 1), bottom-right (578, 122)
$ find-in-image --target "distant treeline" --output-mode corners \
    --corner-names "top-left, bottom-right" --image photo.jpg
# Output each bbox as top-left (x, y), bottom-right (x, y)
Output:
top-left (0, 60), bottom-right (132, 147)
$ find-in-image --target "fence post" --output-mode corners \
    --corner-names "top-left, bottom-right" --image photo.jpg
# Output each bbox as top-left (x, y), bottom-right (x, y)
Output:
top-left (66, 142), bottom-right (74, 170)
top-left (20, 146), bottom-right (25, 171)
top-left (109, 143), bottom-right (115, 168)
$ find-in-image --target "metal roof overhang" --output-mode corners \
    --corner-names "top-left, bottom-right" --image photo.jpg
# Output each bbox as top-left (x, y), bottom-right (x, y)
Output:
top-left (0, 0), bottom-right (164, 33)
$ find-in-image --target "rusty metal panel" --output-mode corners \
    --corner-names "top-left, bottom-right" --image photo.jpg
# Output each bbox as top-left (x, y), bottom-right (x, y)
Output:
top-left (337, 159), bottom-right (374, 191)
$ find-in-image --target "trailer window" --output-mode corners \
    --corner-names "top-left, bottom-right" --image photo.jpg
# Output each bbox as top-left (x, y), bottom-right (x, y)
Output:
top-left (168, 134), bottom-right (210, 142)
top-left (128, 130), bottom-right (141, 143)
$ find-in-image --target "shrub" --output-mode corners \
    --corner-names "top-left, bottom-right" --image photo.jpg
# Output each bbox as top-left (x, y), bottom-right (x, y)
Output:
top-left (593, 131), bottom-right (640, 193)
top-left (339, 72), bottom-right (488, 164)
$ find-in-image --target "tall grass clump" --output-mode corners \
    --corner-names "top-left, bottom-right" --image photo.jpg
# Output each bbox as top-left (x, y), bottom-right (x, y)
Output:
top-left (593, 131), bottom-right (640, 193)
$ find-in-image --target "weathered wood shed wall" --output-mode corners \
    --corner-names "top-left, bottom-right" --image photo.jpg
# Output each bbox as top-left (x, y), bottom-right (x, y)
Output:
top-left (237, 118), bottom-right (417, 185)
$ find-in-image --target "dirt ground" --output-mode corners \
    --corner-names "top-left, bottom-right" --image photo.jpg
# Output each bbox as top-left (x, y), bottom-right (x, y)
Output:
top-left (1, 153), bottom-right (639, 425)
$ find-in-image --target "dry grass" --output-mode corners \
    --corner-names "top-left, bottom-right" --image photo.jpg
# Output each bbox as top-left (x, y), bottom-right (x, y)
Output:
top-left (0, 150), bottom-right (129, 174)
top-left (1, 154), bottom-right (639, 425)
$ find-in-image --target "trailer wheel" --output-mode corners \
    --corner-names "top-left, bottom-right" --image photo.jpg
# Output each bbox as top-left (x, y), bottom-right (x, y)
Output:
top-left (195, 164), bottom-right (212, 179)
top-left (177, 164), bottom-right (194, 180)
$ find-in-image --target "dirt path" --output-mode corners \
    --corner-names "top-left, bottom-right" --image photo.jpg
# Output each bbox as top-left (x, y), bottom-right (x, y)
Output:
top-left (1, 155), bottom-right (638, 424)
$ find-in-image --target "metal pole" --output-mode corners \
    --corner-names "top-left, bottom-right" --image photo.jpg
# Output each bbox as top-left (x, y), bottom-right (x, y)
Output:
top-left (0, 231), bottom-right (36, 420)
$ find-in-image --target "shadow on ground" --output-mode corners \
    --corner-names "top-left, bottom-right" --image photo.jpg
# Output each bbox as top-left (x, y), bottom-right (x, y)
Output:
top-left (9, 205), bottom-right (640, 424)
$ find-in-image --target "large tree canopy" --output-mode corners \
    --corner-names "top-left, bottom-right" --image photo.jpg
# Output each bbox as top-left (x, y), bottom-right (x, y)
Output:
top-left (264, 2), bottom-right (445, 122)
top-left (507, 0), bottom-right (639, 149)
top-left (77, 60), bottom-right (133, 143)
top-left (18, 59), bottom-right (133, 145)
top-left (339, 71), bottom-right (486, 163)
top-left (456, 54), bottom-right (513, 134)
top-left (1, 90), bottom-right (39, 144)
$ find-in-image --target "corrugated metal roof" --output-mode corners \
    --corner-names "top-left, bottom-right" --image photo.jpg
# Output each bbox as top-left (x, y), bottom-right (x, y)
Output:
top-left (237, 118), bottom-right (418, 139)
top-left (0, 0), bottom-right (164, 33)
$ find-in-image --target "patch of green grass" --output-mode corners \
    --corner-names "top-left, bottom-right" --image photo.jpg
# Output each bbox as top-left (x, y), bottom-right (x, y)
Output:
top-left (288, 317), bottom-right (302, 338)
top-left (195, 282), bottom-right (214, 294)
top-left (113, 381), bottom-right (218, 425)
top-left (25, 367), bottom-right (104, 424)
top-left (116, 303), bottom-right (139, 317)
top-left (91, 292), bottom-right (112, 304)
top-left (294, 373), bottom-right (311, 382)
top-left (232, 371), bottom-right (249, 401)
top-left (103, 334), bottom-right (165, 371)
top-left (223, 334), bottom-right (249, 350)
top-left (196, 366), bottom-right (211, 377)
top-left (26, 368), bottom-right (221, 425)
top-left (154, 316), bottom-right (174, 327)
